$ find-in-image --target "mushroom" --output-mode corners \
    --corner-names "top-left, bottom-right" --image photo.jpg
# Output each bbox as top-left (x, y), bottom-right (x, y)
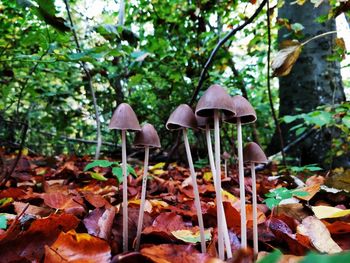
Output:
top-left (166, 104), bottom-right (206, 253)
top-left (196, 116), bottom-right (232, 259)
top-left (109, 103), bottom-right (141, 252)
top-left (134, 123), bottom-right (161, 251)
top-left (243, 142), bottom-right (268, 258)
top-left (223, 95), bottom-right (256, 249)
top-left (195, 84), bottom-right (235, 259)
top-left (222, 151), bottom-right (231, 179)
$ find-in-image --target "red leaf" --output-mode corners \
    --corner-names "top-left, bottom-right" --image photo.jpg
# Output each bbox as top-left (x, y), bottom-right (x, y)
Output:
top-left (44, 230), bottom-right (111, 263)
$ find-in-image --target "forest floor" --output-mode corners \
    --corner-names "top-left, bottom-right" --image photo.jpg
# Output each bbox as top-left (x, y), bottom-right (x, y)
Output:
top-left (0, 150), bottom-right (349, 262)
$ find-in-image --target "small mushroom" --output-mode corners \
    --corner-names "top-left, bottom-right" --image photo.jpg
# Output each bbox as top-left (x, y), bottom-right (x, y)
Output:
top-left (196, 84), bottom-right (235, 260)
top-left (109, 103), bottom-right (141, 252)
top-left (244, 142), bottom-right (268, 259)
top-left (223, 95), bottom-right (256, 249)
top-left (197, 116), bottom-right (232, 259)
top-left (222, 151), bottom-right (231, 179)
top-left (166, 104), bottom-right (206, 253)
top-left (134, 123), bottom-right (161, 251)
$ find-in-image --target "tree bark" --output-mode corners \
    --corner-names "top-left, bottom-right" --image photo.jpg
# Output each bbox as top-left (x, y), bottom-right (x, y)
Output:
top-left (268, 0), bottom-right (347, 168)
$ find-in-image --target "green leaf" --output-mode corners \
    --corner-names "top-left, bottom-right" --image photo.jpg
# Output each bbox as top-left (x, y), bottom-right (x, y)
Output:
top-left (264, 198), bottom-right (280, 209)
top-left (90, 172), bottom-right (108, 181)
top-left (300, 251), bottom-right (350, 263)
top-left (343, 116), bottom-right (350, 128)
top-left (283, 115), bottom-right (299, 123)
top-left (0, 215), bottom-right (7, 229)
top-left (257, 249), bottom-right (282, 263)
top-left (112, 167), bottom-right (123, 183)
top-left (84, 160), bottom-right (115, 171)
top-left (171, 229), bottom-right (212, 244)
top-left (0, 197), bottom-right (13, 207)
top-left (127, 165), bottom-right (137, 177)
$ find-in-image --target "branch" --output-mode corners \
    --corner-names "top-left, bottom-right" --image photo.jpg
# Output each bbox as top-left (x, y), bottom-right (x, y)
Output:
top-left (64, 0), bottom-right (102, 159)
top-left (266, 0), bottom-right (287, 168)
top-left (189, 0), bottom-right (268, 106)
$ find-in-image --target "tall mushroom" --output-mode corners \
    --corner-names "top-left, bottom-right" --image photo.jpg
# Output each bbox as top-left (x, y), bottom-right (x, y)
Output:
top-left (134, 124), bottom-right (161, 251)
top-left (109, 103), bottom-right (141, 252)
top-left (223, 95), bottom-right (256, 249)
top-left (195, 84), bottom-right (235, 260)
top-left (243, 142), bottom-right (268, 258)
top-left (166, 104), bottom-right (206, 253)
top-left (196, 116), bottom-right (232, 259)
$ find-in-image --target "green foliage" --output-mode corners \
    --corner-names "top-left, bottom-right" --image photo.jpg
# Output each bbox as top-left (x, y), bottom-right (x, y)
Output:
top-left (282, 102), bottom-right (350, 163)
top-left (84, 160), bottom-right (136, 183)
top-left (258, 250), bottom-right (350, 263)
top-left (194, 158), bottom-right (208, 169)
top-left (263, 187), bottom-right (308, 209)
top-left (0, 214), bottom-right (7, 229)
top-left (288, 164), bottom-right (323, 173)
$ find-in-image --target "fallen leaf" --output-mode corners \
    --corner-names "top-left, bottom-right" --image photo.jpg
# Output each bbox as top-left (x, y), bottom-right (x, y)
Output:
top-left (323, 221), bottom-right (350, 234)
top-left (272, 44), bottom-right (302, 77)
top-left (295, 184), bottom-right (320, 201)
top-left (311, 205), bottom-right (350, 219)
top-left (171, 228), bottom-right (212, 244)
top-left (83, 206), bottom-right (116, 240)
top-left (140, 244), bottom-right (223, 263)
top-left (297, 216), bottom-right (342, 254)
top-left (44, 230), bottom-right (111, 263)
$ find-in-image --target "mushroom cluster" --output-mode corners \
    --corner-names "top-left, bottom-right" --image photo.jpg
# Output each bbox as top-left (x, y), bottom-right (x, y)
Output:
top-left (108, 86), bottom-right (267, 259)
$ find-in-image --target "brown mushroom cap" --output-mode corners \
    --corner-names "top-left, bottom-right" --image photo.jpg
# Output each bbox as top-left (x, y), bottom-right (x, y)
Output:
top-left (196, 116), bottom-right (214, 130)
top-left (195, 84), bottom-right (236, 118)
top-left (133, 123), bottom-right (161, 148)
top-left (109, 103), bottom-right (141, 131)
top-left (243, 142), bottom-right (268, 164)
top-left (222, 151), bottom-right (231, 160)
top-left (223, 95), bottom-right (256, 125)
top-left (166, 104), bottom-right (197, 130)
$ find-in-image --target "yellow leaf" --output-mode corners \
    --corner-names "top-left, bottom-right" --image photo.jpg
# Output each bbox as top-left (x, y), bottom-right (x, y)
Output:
top-left (312, 205), bottom-right (350, 219)
top-left (129, 199), bottom-right (153, 213)
top-left (272, 44), bottom-right (302, 77)
top-left (203, 172), bottom-right (212, 182)
top-left (149, 162), bottom-right (165, 171)
top-left (221, 189), bottom-right (238, 203)
top-left (152, 169), bottom-right (166, 175)
top-left (22, 148), bottom-right (29, 156)
top-left (171, 228), bottom-right (212, 244)
top-left (149, 199), bottom-right (168, 208)
top-left (292, 0), bottom-right (307, 5)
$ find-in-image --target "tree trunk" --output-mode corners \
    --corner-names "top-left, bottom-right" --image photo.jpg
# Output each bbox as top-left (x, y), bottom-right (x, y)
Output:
top-left (268, 0), bottom-right (347, 168)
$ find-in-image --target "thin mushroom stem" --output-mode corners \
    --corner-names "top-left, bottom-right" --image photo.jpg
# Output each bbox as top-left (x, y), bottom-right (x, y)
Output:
top-left (183, 129), bottom-right (206, 253)
top-left (206, 126), bottom-right (232, 259)
top-left (121, 130), bottom-right (128, 252)
top-left (251, 162), bottom-right (258, 258)
top-left (214, 110), bottom-right (225, 259)
top-left (237, 118), bottom-right (247, 248)
top-left (135, 146), bottom-right (150, 251)
top-left (224, 159), bottom-right (228, 178)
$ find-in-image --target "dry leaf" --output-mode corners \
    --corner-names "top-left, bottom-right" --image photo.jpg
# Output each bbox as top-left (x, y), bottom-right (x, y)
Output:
top-left (272, 44), bottom-right (302, 77)
top-left (297, 216), bottom-right (342, 254)
top-left (312, 205), bottom-right (350, 219)
top-left (294, 184), bottom-right (320, 201)
top-left (44, 230), bottom-right (111, 263)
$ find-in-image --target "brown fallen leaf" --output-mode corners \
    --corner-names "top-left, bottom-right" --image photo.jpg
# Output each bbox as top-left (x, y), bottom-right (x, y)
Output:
top-left (42, 192), bottom-right (86, 216)
top-left (44, 230), bottom-right (111, 263)
top-left (323, 221), bottom-right (350, 234)
top-left (83, 206), bottom-right (116, 240)
top-left (13, 201), bottom-right (52, 217)
top-left (294, 184), bottom-right (320, 201)
top-left (271, 43), bottom-right (302, 77)
top-left (297, 216), bottom-right (342, 254)
top-left (141, 244), bottom-right (223, 263)
top-left (0, 213), bottom-right (79, 262)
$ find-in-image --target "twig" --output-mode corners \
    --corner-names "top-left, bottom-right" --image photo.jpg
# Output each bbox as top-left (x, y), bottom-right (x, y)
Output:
top-left (189, 0), bottom-right (268, 106)
top-left (63, 0), bottom-right (102, 159)
top-left (301, 30), bottom-right (337, 46)
top-left (16, 48), bottom-right (50, 114)
top-left (0, 122), bottom-right (28, 186)
top-left (266, 0), bottom-right (287, 168)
